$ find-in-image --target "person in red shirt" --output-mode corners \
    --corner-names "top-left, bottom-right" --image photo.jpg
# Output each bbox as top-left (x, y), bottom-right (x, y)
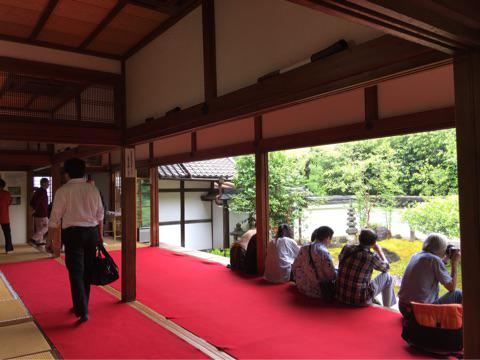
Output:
top-left (0, 178), bottom-right (13, 254)
top-left (30, 178), bottom-right (49, 246)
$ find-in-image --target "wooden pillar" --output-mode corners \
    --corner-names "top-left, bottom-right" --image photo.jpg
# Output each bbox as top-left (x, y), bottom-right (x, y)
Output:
top-left (149, 144), bottom-right (159, 247)
top-left (149, 143), bottom-right (159, 247)
top-left (202, 0), bottom-right (217, 101)
top-left (51, 163), bottom-right (62, 257)
top-left (26, 170), bottom-right (34, 242)
top-left (454, 51), bottom-right (480, 358)
top-left (255, 116), bottom-right (269, 274)
top-left (222, 202), bottom-right (229, 249)
top-left (180, 180), bottom-right (185, 247)
top-left (121, 147), bottom-right (136, 302)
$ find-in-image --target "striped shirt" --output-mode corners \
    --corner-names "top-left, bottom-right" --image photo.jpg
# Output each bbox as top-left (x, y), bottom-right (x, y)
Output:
top-left (335, 244), bottom-right (389, 305)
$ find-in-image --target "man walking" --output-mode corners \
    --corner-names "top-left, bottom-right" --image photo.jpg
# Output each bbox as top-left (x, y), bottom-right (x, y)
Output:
top-left (49, 158), bottom-right (104, 322)
top-left (0, 178), bottom-right (13, 254)
top-left (30, 178), bottom-right (49, 245)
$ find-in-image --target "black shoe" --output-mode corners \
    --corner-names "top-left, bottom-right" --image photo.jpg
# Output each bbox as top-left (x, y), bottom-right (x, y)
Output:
top-left (70, 307), bottom-right (81, 317)
top-left (78, 314), bottom-right (89, 323)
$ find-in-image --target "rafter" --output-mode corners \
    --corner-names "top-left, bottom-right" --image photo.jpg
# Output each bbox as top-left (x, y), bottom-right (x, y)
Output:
top-left (126, 35), bottom-right (450, 144)
top-left (0, 115), bottom-right (122, 145)
top-left (53, 145), bottom-right (116, 164)
top-left (288, 0), bottom-right (480, 54)
top-left (123, 0), bottom-right (201, 58)
top-left (79, 0), bottom-right (128, 49)
top-left (30, 0), bottom-right (59, 40)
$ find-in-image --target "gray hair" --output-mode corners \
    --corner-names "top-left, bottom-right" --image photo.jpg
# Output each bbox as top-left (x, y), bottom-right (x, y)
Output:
top-left (423, 233), bottom-right (447, 257)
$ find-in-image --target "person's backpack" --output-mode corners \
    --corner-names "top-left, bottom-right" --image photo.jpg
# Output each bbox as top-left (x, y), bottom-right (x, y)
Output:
top-left (402, 302), bottom-right (463, 356)
top-left (245, 235), bottom-right (258, 275)
top-left (230, 244), bottom-right (247, 271)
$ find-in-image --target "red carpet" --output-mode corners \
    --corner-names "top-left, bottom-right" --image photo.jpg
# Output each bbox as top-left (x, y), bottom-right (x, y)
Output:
top-left (0, 259), bottom-right (207, 359)
top-left (110, 247), bottom-right (427, 359)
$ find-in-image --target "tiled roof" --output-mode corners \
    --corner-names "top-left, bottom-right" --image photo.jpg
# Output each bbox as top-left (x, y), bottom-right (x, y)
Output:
top-left (158, 158), bottom-right (235, 180)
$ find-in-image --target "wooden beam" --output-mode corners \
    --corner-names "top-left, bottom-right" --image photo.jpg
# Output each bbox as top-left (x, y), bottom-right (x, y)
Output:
top-left (0, 117), bottom-right (122, 145)
top-left (80, 0), bottom-right (127, 49)
top-left (29, 0), bottom-right (58, 40)
top-left (364, 85), bottom-right (378, 130)
top-left (260, 107), bottom-right (455, 153)
top-left (26, 171), bottom-right (34, 243)
top-left (0, 34), bottom-right (121, 61)
top-left (0, 150), bottom-right (52, 168)
top-left (191, 131), bottom-right (197, 156)
top-left (288, 0), bottom-right (480, 54)
top-left (180, 180), bottom-right (185, 247)
top-left (453, 50), bottom-right (480, 358)
top-left (0, 56), bottom-right (121, 86)
top-left (126, 35), bottom-right (450, 144)
top-left (144, 107), bottom-right (454, 170)
top-left (255, 115), bottom-right (268, 275)
top-left (121, 147), bottom-right (136, 302)
top-left (53, 146), bottom-right (116, 164)
top-left (123, 0), bottom-right (201, 59)
top-left (128, 0), bottom-right (175, 14)
top-left (51, 163), bottom-right (62, 258)
top-left (202, 0), bottom-right (217, 101)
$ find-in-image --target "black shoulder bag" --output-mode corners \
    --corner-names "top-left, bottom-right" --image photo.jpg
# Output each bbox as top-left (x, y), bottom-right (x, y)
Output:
top-left (91, 244), bottom-right (119, 286)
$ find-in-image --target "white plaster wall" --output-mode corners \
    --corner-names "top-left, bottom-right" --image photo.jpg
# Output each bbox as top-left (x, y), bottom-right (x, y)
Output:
top-left (135, 143), bottom-right (150, 161)
top-left (184, 180), bottom-right (210, 189)
top-left (378, 65), bottom-right (454, 119)
top-left (159, 224), bottom-right (181, 247)
top-left (215, 0), bottom-right (381, 96)
top-left (185, 223), bottom-right (212, 250)
top-left (212, 204), bottom-right (222, 249)
top-left (159, 193), bottom-right (180, 222)
top-left (126, 7), bottom-right (204, 127)
top-left (159, 180), bottom-right (181, 189)
top-left (197, 118), bottom-right (255, 150)
top-left (185, 192), bottom-right (211, 220)
top-left (153, 134), bottom-right (191, 158)
top-left (0, 39), bottom-right (120, 73)
top-left (263, 89), bottom-right (364, 138)
top-left (0, 171), bottom-right (27, 245)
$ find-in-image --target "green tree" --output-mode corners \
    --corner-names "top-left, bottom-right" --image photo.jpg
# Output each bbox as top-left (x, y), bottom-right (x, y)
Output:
top-left (402, 196), bottom-right (460, 238)
top-left (306, 138), bottom-right (402, 226)
top-left (390, 129), bottom-right (457, 196)
top-left (230, 152), bottom-right (308, 229)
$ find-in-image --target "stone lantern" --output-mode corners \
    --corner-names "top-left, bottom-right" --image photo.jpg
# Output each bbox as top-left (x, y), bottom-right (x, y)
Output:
top-left (346, 206), bottom-right (358, 240)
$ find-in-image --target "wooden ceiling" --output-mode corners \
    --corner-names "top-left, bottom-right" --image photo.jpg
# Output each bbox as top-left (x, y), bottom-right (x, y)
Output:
top-left (0, 0), bottom-right (199, 59)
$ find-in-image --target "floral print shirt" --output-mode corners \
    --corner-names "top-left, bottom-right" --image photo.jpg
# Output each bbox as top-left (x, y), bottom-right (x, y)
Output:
top-left (292, 242), bottom-right (336, 298)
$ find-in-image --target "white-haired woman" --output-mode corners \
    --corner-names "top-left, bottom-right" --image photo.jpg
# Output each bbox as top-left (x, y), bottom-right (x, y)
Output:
top-left (398, 233), bottom-right (462, 316)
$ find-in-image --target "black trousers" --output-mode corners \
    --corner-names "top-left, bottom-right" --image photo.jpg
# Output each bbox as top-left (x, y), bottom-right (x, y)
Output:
top-left (63, 226), bottom-right (98, 317)
top-left (1, 223), bottom-right (13, 252)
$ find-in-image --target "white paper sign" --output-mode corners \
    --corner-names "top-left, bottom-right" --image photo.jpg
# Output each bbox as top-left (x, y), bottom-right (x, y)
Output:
top-left (124, 148), bottom-right (136, 178)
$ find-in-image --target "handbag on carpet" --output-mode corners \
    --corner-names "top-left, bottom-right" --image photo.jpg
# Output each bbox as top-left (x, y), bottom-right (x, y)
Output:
top-left (91, 243), bottom-right (119, 286)
top-left (401, 302), bottom-right (463, 356)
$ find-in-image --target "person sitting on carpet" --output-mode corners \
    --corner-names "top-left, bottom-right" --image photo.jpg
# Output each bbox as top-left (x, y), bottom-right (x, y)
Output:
top-left (398, 233), bottom-right (462, 317)
top-left (230, 228), bottom-right (256, 272)
top-left (292, 226), bottom-right (336, 299)
top-left (335, 229), bottom-right (396, 308)
top-left (264, 224), bottom-right (300, 283)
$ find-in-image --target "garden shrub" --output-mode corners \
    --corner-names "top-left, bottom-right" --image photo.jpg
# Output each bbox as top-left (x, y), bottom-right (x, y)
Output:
top-left (402, 196), bottom-right (459, 239)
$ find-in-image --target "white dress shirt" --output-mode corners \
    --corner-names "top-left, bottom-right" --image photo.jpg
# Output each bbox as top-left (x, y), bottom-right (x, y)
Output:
top-left (49, 178), bottom-right (104, 229)
top-left (264, 236), bottom-right (300, 283)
